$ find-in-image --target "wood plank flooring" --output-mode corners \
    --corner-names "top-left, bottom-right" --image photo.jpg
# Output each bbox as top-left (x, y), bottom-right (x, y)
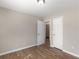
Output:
top-left (0, 44), bottom-right (79, 59)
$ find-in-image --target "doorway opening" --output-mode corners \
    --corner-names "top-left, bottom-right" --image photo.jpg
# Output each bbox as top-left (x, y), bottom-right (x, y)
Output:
top-left (45, 24), bottom-right (50, 47)
top-left (37, 16), bottom-right (63, 49)
top-left (37, 20), bottom-right (50, 47)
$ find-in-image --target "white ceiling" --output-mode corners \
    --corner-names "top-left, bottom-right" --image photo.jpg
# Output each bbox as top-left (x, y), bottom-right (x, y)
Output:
top-left (0, 0), bottom-right (79, 17)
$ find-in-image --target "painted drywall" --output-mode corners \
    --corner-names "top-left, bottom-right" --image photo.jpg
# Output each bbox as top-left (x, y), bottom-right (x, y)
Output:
top-left (48, 11), bottom-right (79, 56)
top-left (63, 10), bottom-right (79, 56)
top-left (0, 8), bottom-right (38, 54)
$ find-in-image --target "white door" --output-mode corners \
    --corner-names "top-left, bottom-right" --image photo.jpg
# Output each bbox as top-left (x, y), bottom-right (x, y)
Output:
top-left (37, 20), bottom-right (46, 45)
top-left (53, 16), bottom-right (63, 49)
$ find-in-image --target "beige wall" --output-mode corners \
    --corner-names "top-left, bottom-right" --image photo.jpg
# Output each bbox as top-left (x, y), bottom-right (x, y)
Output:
top-left (0, 8), bottom-right (38, 54)
top-left (63, 10), bottom-right (79, 55)
top-left (49, 10), bottom-right (79, 56)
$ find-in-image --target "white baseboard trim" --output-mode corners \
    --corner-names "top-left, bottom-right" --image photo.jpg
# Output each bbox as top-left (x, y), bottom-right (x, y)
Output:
top-left (62, 49), bottom-right (79, 58)
top-left (0, 44), bottom-right (36, 56)
top-left (50, 45), bottom-right (54, 48)
top-left (51, 46), bottom-right (79, 58)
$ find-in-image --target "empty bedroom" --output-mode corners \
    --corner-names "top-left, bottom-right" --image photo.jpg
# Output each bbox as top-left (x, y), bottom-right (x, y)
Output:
top-left (0, 0), bottom-right (79, 59)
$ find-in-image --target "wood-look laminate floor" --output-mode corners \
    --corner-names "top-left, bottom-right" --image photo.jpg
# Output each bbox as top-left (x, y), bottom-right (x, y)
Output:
top-left (0, 44), bottom-right (79, 59)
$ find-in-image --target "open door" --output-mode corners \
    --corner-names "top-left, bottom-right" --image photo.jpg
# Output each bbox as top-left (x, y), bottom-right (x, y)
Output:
top-left (53, 16), bottom-right (63, 49)
top-left (37, 20), bottom-right (46, 45)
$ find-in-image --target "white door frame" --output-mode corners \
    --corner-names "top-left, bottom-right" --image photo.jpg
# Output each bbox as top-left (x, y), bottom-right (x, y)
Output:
top-left (37, 20), bottom-right (46, 45)
top-left (50, 16), bottom-right (63, 49)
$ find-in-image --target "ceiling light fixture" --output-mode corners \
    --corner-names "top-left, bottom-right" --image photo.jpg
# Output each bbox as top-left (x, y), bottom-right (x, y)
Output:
top-left (37, 0), bottom-right (45, 5)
